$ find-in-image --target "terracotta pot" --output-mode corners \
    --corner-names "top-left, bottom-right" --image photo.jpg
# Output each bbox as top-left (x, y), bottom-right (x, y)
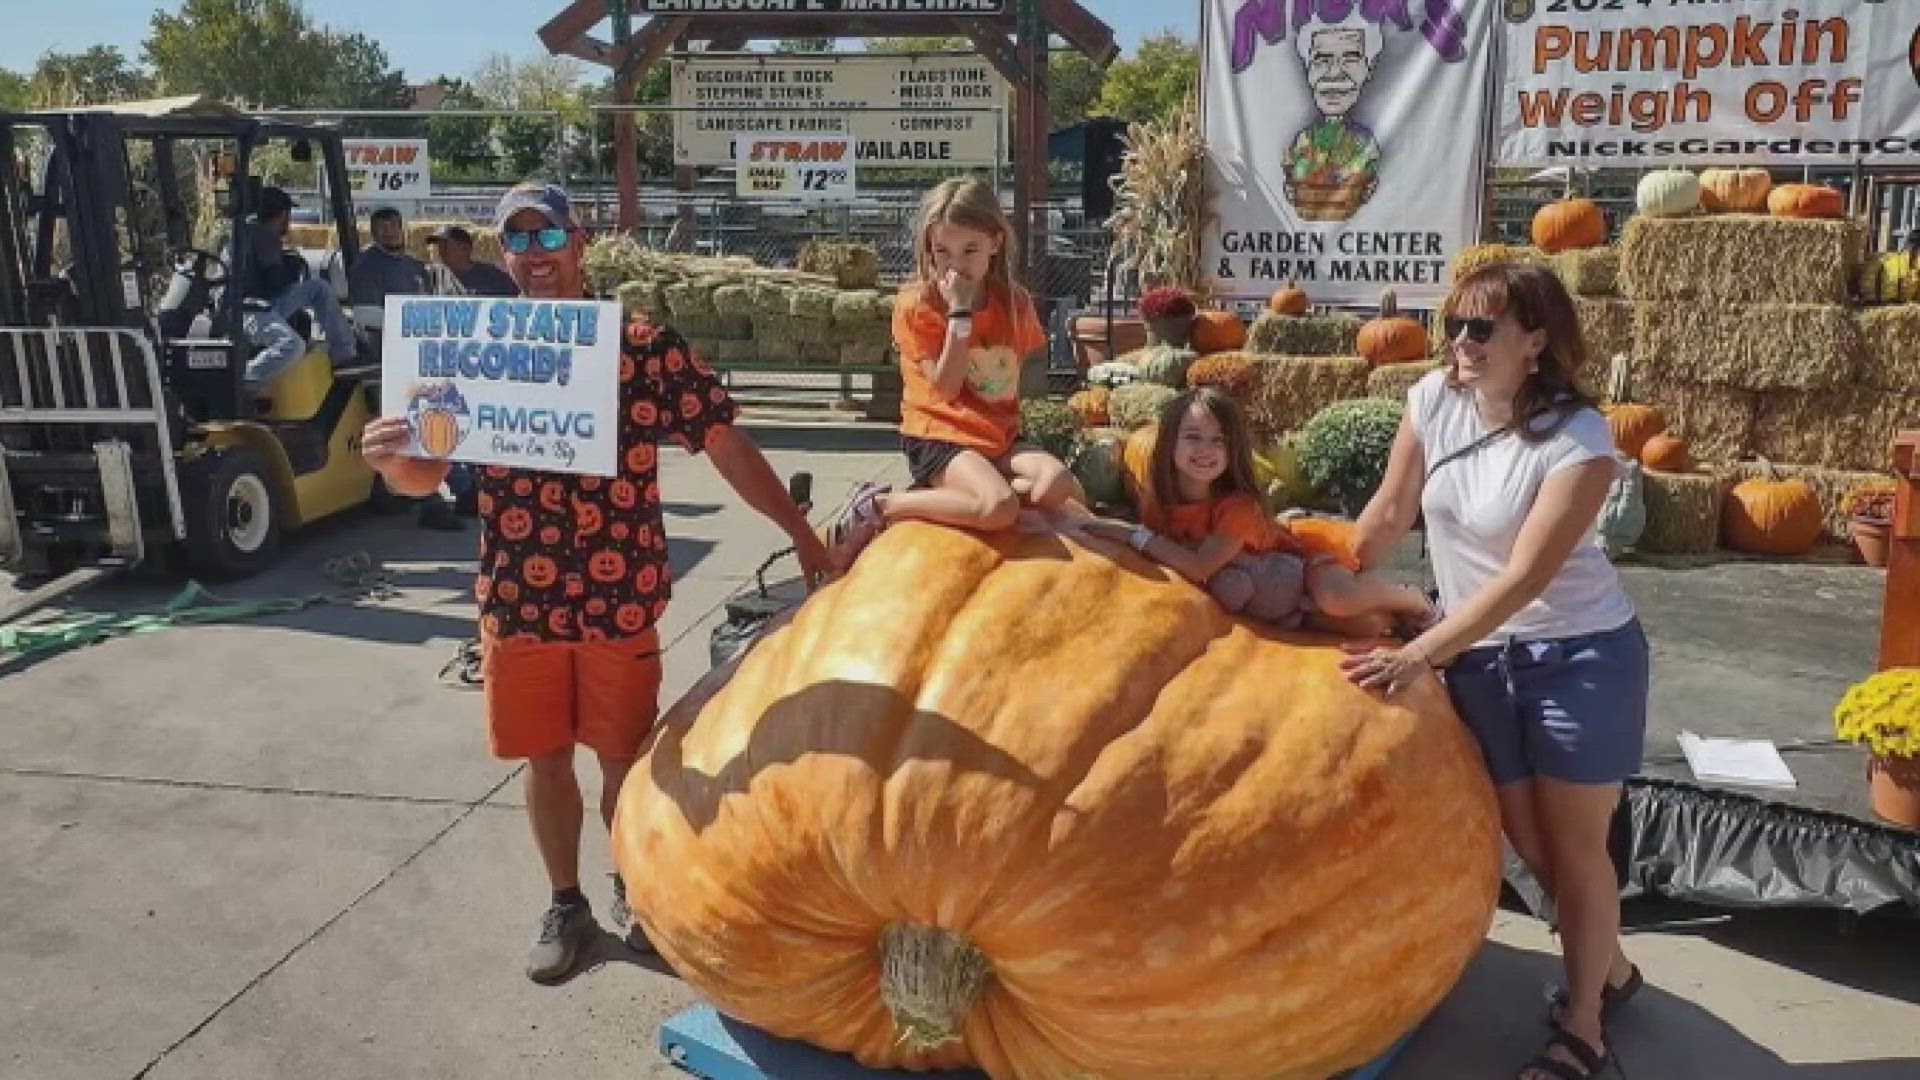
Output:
top-left (1869, 753), bottom-right (1920, 831)
top-left (1850, 515), bottom-right (1891, 568)
top-left (1145, 314), bottom-right (1195, 348)
top-left (1070, 315), bottom-right (1148, 370)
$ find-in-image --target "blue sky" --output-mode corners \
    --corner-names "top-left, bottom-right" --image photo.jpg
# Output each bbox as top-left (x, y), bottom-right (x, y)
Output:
top-left (2, 1), bottom-right (1198, 80)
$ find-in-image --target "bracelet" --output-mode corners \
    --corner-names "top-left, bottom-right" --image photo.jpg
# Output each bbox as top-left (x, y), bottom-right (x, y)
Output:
top-left (946, 309), bottom-right (973, 320)
top-left (1129, 526), bottom-right (1155, 552)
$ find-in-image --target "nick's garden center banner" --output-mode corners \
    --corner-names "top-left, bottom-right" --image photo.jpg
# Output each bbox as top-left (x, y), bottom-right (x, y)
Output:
top-left (1498, 0), bottom-right (1920, 166)
top-left (1201, 1), bottom-right (1494, 308)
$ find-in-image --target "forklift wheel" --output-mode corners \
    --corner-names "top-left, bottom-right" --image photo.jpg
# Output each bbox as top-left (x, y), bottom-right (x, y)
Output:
top-left (181, 446), bottom-right (283, 579)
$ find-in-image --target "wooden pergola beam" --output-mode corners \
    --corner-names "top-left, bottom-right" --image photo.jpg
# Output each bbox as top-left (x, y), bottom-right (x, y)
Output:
top-left (537, 0), bottom-right (607, 56)
top-left (1039, 0), bottom-right (1118, 66)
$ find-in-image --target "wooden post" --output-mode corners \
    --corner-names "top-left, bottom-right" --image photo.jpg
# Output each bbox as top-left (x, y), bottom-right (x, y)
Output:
top-left (1878, 430), bottom-right (1920, 671)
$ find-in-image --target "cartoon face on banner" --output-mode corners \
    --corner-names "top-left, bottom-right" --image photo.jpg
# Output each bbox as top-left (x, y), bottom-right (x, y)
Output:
top-left (1286, 17), bottom-right (1386, 222)
top-left (404, 380), bottom-right (472, 458)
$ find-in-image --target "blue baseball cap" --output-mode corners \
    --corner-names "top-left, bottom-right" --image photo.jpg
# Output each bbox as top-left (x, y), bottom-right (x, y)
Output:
top-left (493, 181), bottom-right (576, 232)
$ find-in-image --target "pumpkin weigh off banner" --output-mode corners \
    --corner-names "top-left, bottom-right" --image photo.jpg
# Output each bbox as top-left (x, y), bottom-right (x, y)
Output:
top-left (379, 296), bottom-right (622, 477)
top-left (1497, 0), bottom-right (1920, 166)
top-left (1200, 0), bottom-right (1494, 308)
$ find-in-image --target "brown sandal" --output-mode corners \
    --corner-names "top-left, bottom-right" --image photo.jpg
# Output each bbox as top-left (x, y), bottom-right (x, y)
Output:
top-left (1545, 963), bottom-right (1642, 1028)
top-left (1518, 1025), bottom-right (1611, 1079)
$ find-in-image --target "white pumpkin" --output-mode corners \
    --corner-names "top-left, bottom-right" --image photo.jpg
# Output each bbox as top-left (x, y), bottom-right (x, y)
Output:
top-left (1636, 169), bottom-right (1701, 218)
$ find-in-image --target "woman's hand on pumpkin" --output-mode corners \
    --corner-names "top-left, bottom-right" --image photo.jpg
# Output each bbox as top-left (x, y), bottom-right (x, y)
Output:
top-left (1338, 642), bottom-right (1429, 696)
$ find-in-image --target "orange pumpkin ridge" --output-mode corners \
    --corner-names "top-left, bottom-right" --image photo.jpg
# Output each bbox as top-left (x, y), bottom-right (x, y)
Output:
top-left (1268, 278), bottom-right (1309, 316)
top-left (1191, 309), bottom-right (1249, 354)
top-left (1357, 290), bottom-right (1428, 367)
top-left (1532, 198), bottom-right (1607, 254)
top-left (614, 522), bottom-right (1500, 1079)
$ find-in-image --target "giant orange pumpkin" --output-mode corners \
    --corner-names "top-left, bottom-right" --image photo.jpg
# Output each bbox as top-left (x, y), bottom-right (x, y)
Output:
top-left (1121, 423), bottom-right (1159, 518)
top-left (1698, 167), bottom-right (1771, 213)
top-left (1356, 290), bottom-right (1428, 367)
top-left (1605, 403), bottom-right (1666, 459)
top-left (1190, 310), bottom-right (1248, 354)
top-left (614, 521), bottom-right (1500, 1079)
top-left (1532, 198), bottom-right (1606, 254)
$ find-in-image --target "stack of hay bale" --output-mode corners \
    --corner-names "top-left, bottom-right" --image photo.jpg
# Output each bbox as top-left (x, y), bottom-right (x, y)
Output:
top-left (583, 235), bottom-right (895, 368)
top-left (1617, 213), bottom-right (1891, 553)
top-left (1242, 308), bottom-right (1369, 438)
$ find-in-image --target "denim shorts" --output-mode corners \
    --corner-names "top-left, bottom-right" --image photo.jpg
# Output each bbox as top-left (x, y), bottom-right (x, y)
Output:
top-left (1442, 618), bottom-right (1650, 786)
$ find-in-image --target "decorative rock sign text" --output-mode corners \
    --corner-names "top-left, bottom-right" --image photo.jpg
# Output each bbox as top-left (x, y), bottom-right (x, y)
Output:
top-left (380, 296), bottom-right (622, 477)
top-left (671, 54), bottom-right (1007, 167)
top-left (1201, 0), bottom-right (1494, 307)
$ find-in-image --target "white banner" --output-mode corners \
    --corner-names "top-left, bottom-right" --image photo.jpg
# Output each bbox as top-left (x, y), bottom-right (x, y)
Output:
top-left (381, 296), bottom-right (622, 477)
top-left (671, 54), bottom-right (1006, 167)
top-left (1201, 2), bottom-right (1493, 308)
top-left (1498, 0), bottom-right (1920, 166)
top-left (735, 135), bottom-right (857, 201)
top-left (342, 139), bottom-right (430, 200)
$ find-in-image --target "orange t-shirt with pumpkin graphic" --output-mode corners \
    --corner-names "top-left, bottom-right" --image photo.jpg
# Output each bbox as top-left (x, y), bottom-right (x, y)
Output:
top-left (474, 316), bottom-right (736, 644)
top-left (893, 282), bottom-right (1048, 458)
top-left (1145, 492), bottom-right (1299, 557)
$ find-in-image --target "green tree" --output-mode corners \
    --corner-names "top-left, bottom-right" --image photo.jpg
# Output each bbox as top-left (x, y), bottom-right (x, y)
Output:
top-left (1093, 31), bottom-right (1197, 125)
top-left (773, 38), bottom-right (836, 53)
top-left (864, 36), bottom-right (969, 53)
top-left (29, 47), bottom-right (152, 107)
top-left (1048, 50), bottom-right (1106, 129)
top-left (145, 0), bottom-right (407, 111)
top-left (470, 54), bottom-right (590, 180)
top-left (0, 69), bottom-right (30, 111)
top-left (423, 78), bottom-right (496, 180)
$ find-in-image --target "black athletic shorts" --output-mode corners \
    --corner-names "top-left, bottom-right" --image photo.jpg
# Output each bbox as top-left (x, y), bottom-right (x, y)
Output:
top-left (901, 435), bottom-right (1036, 489)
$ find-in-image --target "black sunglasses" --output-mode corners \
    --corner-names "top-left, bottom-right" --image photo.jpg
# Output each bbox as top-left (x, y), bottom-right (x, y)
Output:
top-left (1443, 316), bottom-right (1499, 344)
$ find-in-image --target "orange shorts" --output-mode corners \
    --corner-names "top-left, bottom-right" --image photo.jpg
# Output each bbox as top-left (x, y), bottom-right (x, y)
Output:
top-left (481, 629), bottom-right (663, 761)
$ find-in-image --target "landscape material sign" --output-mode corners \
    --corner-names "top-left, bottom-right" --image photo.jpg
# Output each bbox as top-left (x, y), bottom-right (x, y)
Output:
top-left (671, 54), bottom-right (1006, 166)
top-left (1200, 0), bottom-right (1495, 307)
top-left (1497, 0), bottom-right (1920, 165)
top-left (342, 139), bottom-right (430, 200)
top-left (380, 296), bottom-right (622, 477)
top-left (735, 135), bottom-right (857, 201)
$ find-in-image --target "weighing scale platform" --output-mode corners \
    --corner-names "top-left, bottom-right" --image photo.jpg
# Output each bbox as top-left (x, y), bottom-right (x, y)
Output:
top-left (660, 1005), bottom-right (1418, 1080)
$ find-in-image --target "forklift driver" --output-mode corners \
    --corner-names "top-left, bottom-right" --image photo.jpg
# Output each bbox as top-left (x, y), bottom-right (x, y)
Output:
top-left (236, 186), bottom-right (359, 386)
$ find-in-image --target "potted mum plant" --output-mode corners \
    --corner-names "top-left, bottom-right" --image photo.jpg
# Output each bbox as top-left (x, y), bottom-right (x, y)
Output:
top-left (1842, 480), bottom-right (1896, 567)
top-left (1833, 667), bottom-right (1920, 830)
top-left (1138, 285), bottom-right (1198, 348)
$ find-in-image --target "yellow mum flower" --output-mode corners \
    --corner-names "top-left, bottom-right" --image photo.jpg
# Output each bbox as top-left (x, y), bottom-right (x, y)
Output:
top-left (1833, 668), bottom-right (1920, 759)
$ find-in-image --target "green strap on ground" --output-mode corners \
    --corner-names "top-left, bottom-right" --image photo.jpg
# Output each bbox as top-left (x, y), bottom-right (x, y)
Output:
top-left (0, 582), bottom-right (330, 662)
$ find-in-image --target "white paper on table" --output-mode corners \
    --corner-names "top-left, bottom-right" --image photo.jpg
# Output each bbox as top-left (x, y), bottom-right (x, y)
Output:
top-left (1676, 731), bottom-right (1798, 790)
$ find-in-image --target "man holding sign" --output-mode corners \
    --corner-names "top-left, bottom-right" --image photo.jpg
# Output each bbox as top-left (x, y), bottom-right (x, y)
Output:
top-left (360, 182), bottom-right (831, 984)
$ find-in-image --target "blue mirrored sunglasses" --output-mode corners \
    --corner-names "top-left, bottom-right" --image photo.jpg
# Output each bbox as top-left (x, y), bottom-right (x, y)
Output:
top-left (502, 226), bottom-right (570, 254)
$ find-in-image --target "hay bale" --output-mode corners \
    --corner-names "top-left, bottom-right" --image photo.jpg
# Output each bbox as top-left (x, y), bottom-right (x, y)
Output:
top-left (791, 317), bottom-right (834, 347)
top-left (1631, 302), bottom-right (1858, 391)
top-left (754, 313), bottom-right (798, 340)
top-left (713, 339), bottom-right (758, 364)
top-left (1452, 243), bottom-right (1542, 280)
top-left (663, 281), bottom-right (716, 319)
top-left (1639, 468), bottom-right (1730, 554)
top-left (1726, 461), bottom-right (1896, 543)
top-left (1247, 356), bottom-right (1371, 437)
top-left (1574, 299), bottom-right (1633, 386)
top-left (615, 281), bottom-right (667, 319)
top-left (1854, 305), bottom-right (1920, 394)
top-left (287, 223), bottom-right (334, 250)
top-left (839, 341), bottom-right (892, 366)
top-left (712, 284), bottom-right (756, 319)
top-left (1366, 361), bottom-right (1435, 401)
top-left (1618, 215), bottom-right (1862, 304)
top-left (796, 241), bottom-right (880, 290)
top-left (1246, 311), bottom-right (1362, 356)
top-left (1750, 387), bottom-right (1920, 471)
top-left (754, 340), bottom-right (796, 365)
top-left (832, 290), bottom-right (893, 331)
top-left (750, 281), bottom-right (794, 317)
top-left (1549, 247), bottom-right (1619, 296)
top-left (799, 341), bottom-right (839, 366)
top-left (1634, 373), bottom-right (1761, 464)
top-left (790, 286), bottom-right (838, 322)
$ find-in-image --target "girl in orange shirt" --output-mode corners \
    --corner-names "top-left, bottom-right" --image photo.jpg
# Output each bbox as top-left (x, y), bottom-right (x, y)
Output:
top-left (1074, 388), bottom-right (1433, 637)
top-left (825, 178), bottom-right (1083, 572)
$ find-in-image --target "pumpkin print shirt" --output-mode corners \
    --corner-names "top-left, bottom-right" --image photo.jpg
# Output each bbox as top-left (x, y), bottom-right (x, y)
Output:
top-left (893, 282), bottom-right (1047, 458)
top-left (1146, 493), bottom-right (1298, 557)
top-left (473, 316), bottom-right (736, 643)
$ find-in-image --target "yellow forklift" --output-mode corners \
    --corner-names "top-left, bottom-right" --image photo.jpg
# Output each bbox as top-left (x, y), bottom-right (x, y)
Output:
top-left (0, 97), bottom-right (386, 602)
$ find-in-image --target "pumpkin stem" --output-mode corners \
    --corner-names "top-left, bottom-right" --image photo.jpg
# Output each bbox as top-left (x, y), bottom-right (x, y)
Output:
top-left (878, 922), bottom-right (993, 1050)
top-left (1605, 352), bottom-right (1632, 407)
top-left (1378, 289), bottom-right (1399, 319)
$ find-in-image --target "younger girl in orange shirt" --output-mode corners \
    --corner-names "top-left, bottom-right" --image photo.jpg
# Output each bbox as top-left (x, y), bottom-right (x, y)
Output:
top-left (1075, 388), bottom-right (1433, 637)
top-left (825, 177), bottom-right (1083, 571)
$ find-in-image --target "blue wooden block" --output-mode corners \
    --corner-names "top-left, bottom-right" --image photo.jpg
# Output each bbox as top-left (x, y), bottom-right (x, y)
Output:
top-left (660, 1004), bottom-right (1419, 1080)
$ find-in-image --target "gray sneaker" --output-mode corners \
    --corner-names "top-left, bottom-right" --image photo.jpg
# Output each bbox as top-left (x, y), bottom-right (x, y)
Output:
top-left (610, 873), bottom-right (655, 954)
top-left (526, 900), bottom-right (596, 984)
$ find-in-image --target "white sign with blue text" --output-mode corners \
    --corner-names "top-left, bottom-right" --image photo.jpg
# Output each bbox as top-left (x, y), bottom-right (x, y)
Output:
top-left (380, 295), bottom-right (622, 477)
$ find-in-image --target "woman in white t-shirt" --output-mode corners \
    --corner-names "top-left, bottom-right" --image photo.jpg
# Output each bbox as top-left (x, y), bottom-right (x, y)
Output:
top-left (1340, 261), bottom-right (1648, 1080)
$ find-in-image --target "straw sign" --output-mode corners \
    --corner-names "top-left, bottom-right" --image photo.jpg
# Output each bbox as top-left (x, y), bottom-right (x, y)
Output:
top-left (735, 135), bottom-right (857, 201)
top-left (379, 296), bottom-right (623, 477)
top-left (342, 139), bottom-right (430, 200)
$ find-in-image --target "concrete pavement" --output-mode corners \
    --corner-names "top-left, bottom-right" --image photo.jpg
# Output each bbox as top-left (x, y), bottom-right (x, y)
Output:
top-left (2, 425), bottom-right (1916, 1079)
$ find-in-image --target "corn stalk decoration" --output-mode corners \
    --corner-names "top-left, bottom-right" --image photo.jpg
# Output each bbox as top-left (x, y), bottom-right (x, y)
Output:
top-left (1105, 93), bottom-right (1212, 300)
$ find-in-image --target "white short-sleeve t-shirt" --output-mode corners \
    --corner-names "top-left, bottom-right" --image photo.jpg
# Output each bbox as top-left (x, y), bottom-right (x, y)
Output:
top-left (1408, 368), bottom-right (1636, 646)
